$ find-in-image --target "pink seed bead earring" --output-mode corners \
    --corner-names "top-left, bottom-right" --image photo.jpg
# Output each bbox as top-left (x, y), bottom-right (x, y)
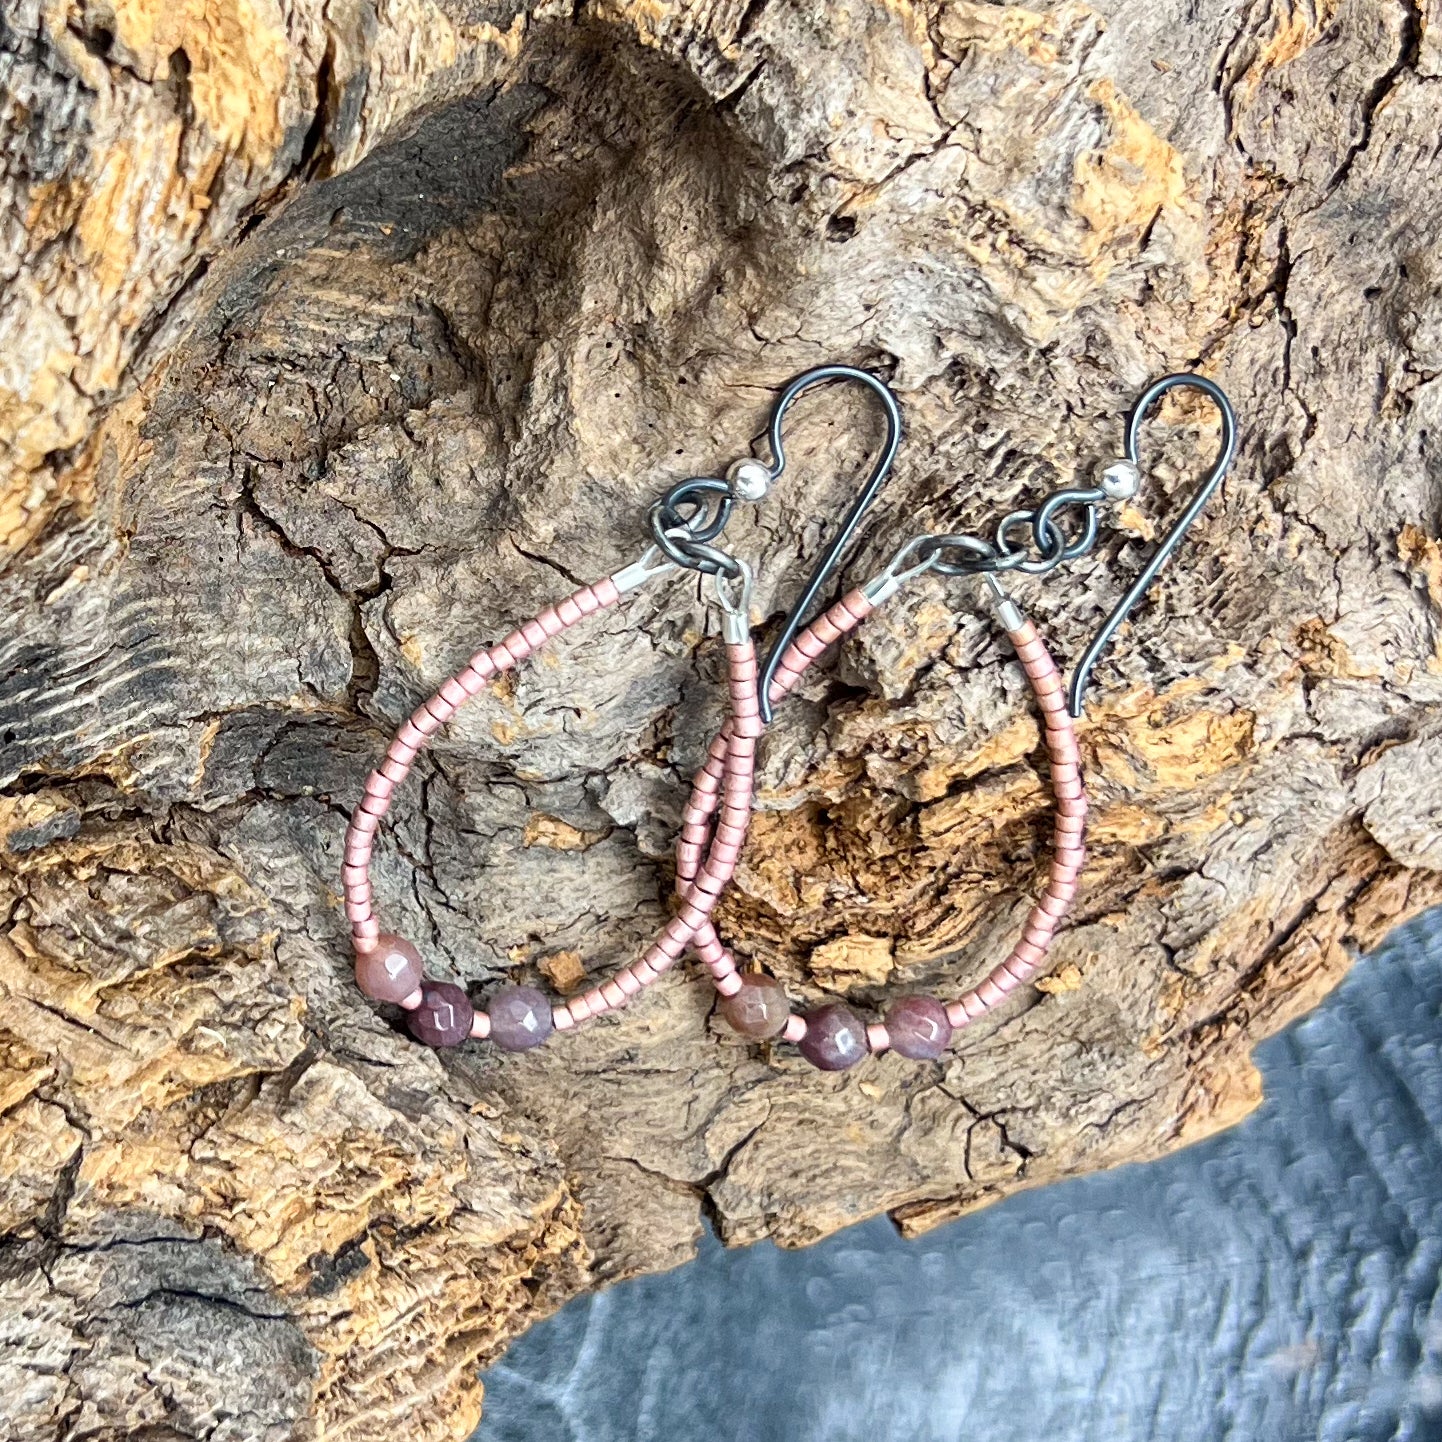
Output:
top-left (343, 364), bottom-right (904, 1052)
top-left (343, 559), bottom-right (763, 1051)
top-left (687, 374), bottom-right (1238, 1068)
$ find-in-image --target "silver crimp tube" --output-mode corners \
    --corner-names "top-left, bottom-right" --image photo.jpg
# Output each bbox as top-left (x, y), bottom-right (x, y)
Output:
top-left (611, 544), bottom-right (681, 593)
top-left (712, 559), bottom-right (755, 645)
top-left (982, 573), bottom-right (1026, 632)
top-left (861, 535), bottom-right (939, 607)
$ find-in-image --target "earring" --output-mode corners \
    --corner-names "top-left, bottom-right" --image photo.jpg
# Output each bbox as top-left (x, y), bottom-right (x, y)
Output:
top-left (685, 374), bottom-right (1238, 1068)
top-left (342, 365), bottom-right (902, 1052)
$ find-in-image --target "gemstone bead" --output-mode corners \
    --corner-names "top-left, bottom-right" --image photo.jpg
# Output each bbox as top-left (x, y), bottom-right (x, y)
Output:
top-left (355, 934), bottom-right (424, 1003)
top-left (797, 1003), bottom-right (869, 1071)
top-left (407, 981), bottom-right (474, 1048)
top-left (720, 975), bottom-right (790, 1038)
top-left (488, 984), bottom-right (554, 1052)
top-left (885, 994), bottom-right (953, 1060)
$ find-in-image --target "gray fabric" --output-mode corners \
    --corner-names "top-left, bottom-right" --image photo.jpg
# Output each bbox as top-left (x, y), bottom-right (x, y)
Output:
top-left (478, 911), bottom-right (1442, 1442)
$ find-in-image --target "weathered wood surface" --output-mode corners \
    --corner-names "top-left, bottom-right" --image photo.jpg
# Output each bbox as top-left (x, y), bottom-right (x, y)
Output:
top-left (3, 0), bottom-right (1441, 1436)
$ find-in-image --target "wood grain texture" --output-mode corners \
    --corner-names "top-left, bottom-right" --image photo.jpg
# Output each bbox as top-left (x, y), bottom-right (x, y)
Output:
top-left (2, 0), bottom-right (1440, 1435)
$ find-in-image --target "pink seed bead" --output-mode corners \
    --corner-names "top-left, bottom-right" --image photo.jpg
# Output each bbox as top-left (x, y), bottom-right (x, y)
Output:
top-left (694, 934), bottom-right (726, 965)
top-left (976, 977), bottom-right (1006, 1008)
top-left (354, 934), bottom-right (425, 1003)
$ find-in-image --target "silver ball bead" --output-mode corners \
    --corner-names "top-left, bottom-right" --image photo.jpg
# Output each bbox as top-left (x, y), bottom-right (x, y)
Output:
top-left (727, 458), bottom-right (773, 502)
top-left (1096, 458), bottom-right (1142, 501)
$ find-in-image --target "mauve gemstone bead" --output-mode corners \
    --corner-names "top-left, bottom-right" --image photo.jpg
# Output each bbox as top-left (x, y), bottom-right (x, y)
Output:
top-left (885, 994), bottom-right (953, 1060)
top-left (407, 981), bottom-right (474, 1048)
top-left (355, 934), bottom-right (424, 1003)
top-left (488, 984), bottom-right (554, 1052)
top-left (720, 975), bottom-right (790, 1038)
top-left (798, 1003), bottom-right (869, 1071)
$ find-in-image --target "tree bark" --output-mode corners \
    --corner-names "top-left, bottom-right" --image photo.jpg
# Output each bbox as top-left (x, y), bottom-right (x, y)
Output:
top-left (3, 0), bottom-right (1441, 1436)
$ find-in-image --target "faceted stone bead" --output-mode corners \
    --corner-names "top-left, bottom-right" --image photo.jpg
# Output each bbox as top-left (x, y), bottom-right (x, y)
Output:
top-left (797, 1002), bottom-right (869, 1071)
top-left (885, 994), bottom-right (953, 1060)
top-left (488, 984), bottom-right (554, 1052)
top-left (407, 981), bottom-right (474, 1048)
top-left (720, 975), bottom-right (790, 1039)
top-left (355, 934), bottom-right (424, 1003)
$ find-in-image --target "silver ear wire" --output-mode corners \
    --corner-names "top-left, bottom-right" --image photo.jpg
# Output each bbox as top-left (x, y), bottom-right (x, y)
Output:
top-left (647, 364), bottom-right (902, 704)
top-left (1066, 374), bottom-right (1238, 718)
top-left (751, 365), bottom-right (903, 721)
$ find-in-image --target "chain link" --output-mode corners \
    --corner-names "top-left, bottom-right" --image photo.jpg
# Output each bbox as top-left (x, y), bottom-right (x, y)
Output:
top-left (647, 478), bottom-right (742, 578)
top-left (920, 486), bottom-right (1107, 576)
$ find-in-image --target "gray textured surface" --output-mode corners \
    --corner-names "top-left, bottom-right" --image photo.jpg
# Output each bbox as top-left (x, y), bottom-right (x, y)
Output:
top-left (479, 910), bottom-right (1442, 1442)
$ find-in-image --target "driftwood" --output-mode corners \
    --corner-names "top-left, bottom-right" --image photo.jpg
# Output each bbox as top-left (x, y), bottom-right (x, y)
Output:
top-left (3, 1), bottom-right (1441, 1436)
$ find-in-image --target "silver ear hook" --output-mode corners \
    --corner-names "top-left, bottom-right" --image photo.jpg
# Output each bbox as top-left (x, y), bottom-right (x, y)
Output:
top-left (1065, 374), bottom-right (1238, 718)
top-left (645, 366), bottom-right (902, 653)
top-left (754, 364), bottom-right (903, 721)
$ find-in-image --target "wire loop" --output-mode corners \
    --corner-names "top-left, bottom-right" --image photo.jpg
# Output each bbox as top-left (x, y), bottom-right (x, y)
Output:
top-left (648, 478), bottom-right (740, 577)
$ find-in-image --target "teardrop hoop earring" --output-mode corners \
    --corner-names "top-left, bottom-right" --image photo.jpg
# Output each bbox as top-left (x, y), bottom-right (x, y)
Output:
top-left (342, 366), bottom-right (903, 1053)
top-left (683, 374), bottom-right (1238, 1068)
